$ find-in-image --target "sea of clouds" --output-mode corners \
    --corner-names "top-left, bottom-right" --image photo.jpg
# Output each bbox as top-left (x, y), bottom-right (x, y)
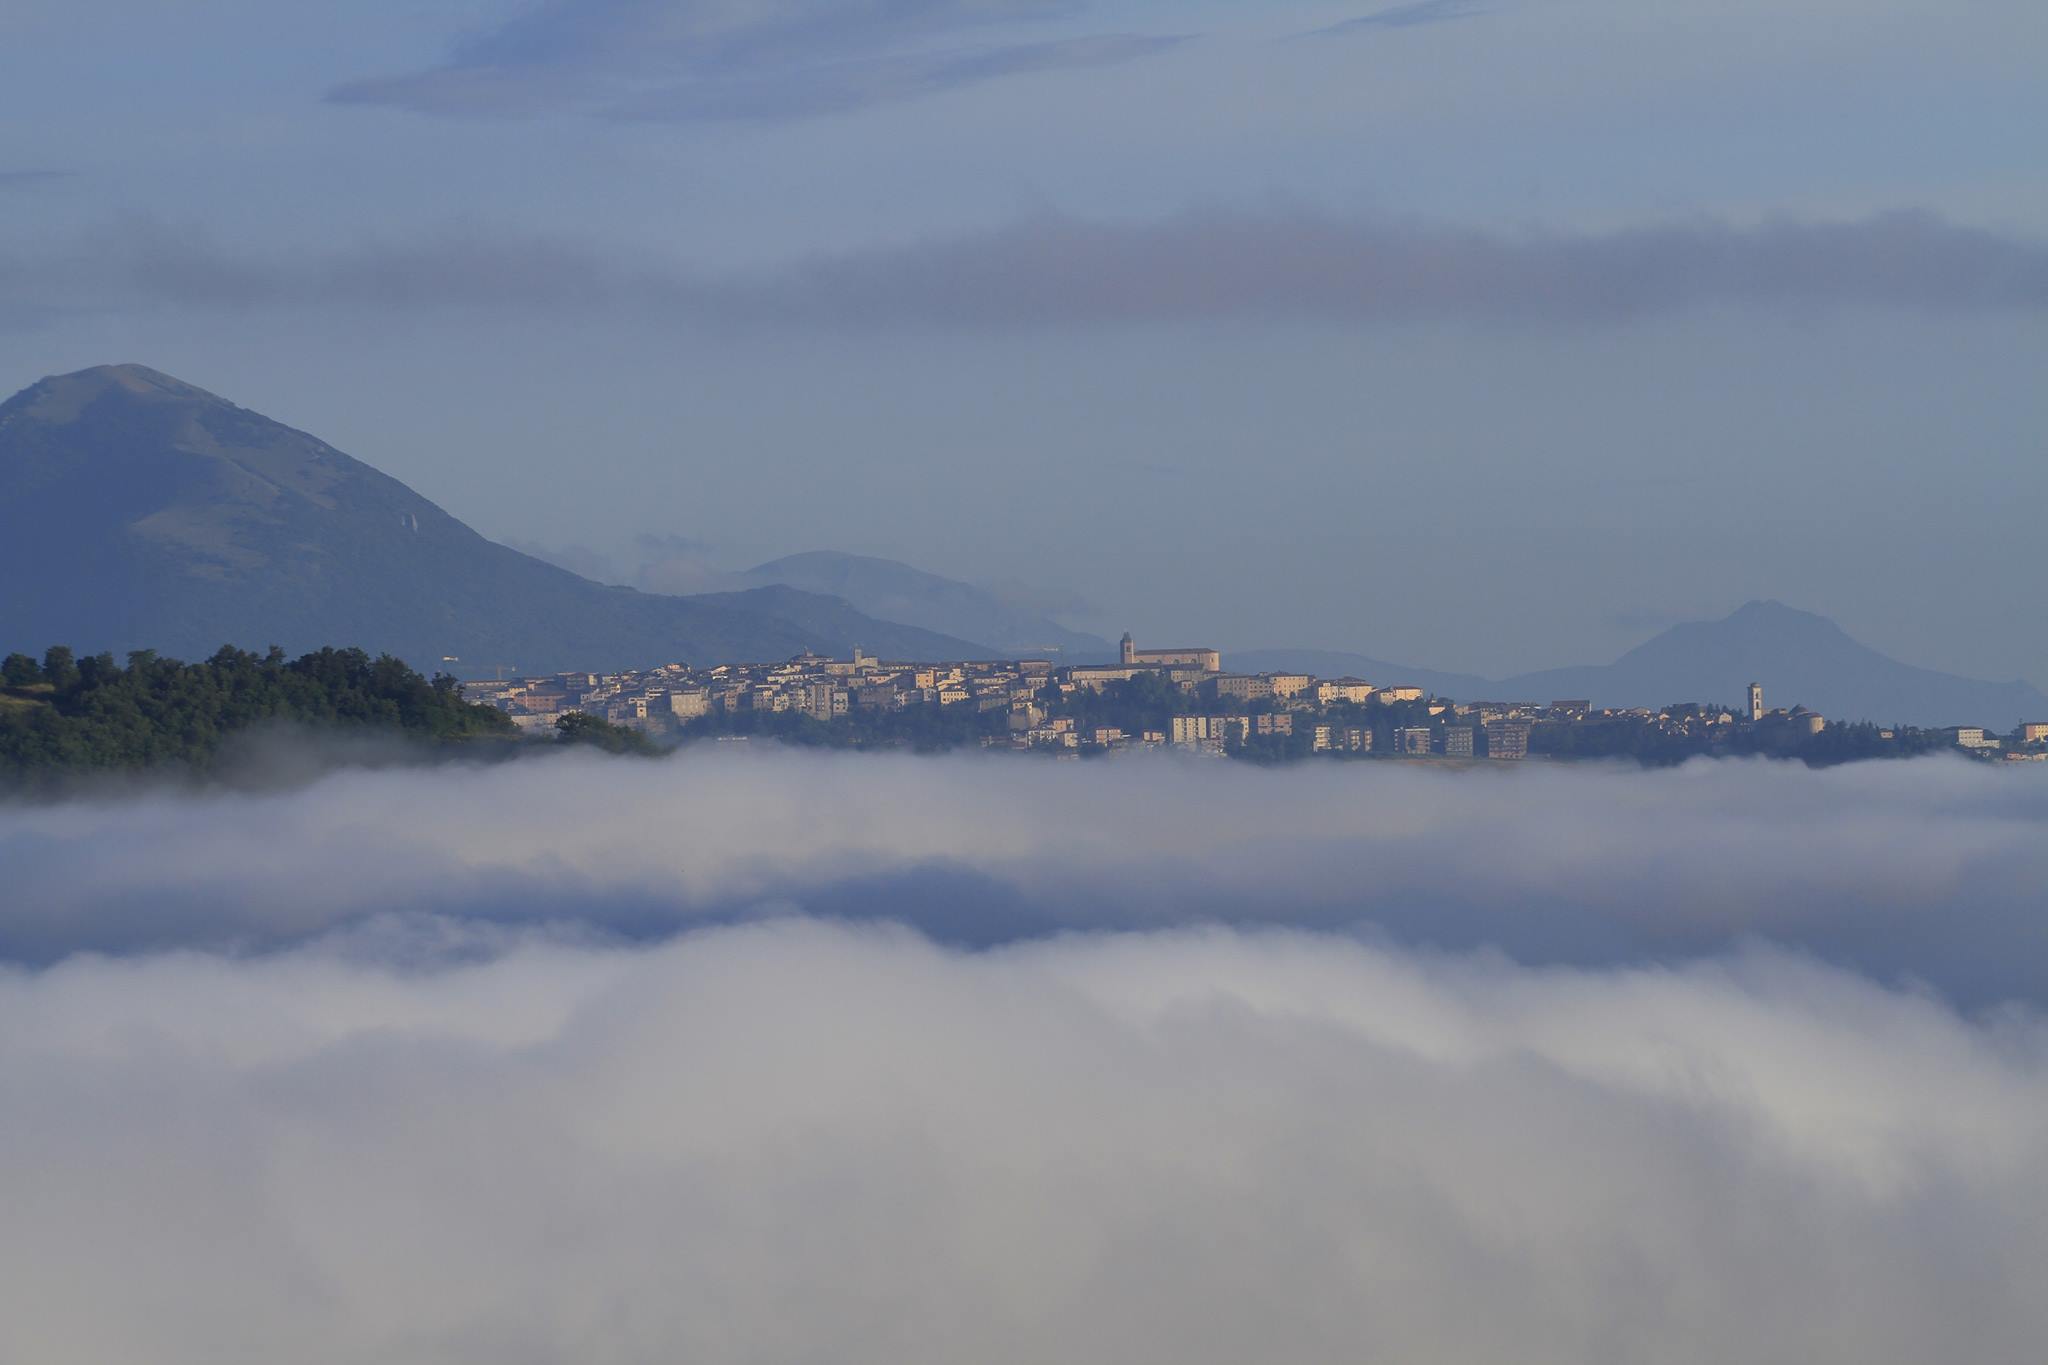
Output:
top-left (4, 747), bottom-right (2046, 1362)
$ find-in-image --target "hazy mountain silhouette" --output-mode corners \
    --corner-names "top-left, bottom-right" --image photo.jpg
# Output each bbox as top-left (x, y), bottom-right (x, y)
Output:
top-left (1236, 601), bottom-right (2047, 728)
top-left (0, 365), bottom-right (987, 672)
top-left (734, 551), bottom-right (1115, 660)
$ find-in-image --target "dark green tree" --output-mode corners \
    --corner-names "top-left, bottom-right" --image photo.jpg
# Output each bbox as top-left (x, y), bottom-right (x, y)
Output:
top-left (554, 711), bottom-right (661, 756)
top-left (75, 652), bottom-right (121, 690)
top-left (41, 646), bottom-right (78, 691)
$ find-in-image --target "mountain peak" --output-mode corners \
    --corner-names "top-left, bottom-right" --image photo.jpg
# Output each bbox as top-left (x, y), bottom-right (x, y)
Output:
top-left (1565, 600), bottom-right (2043, 725)
top-left (9, 363), bottom-right (224, 425)
top-left (1727, 598), bottom-right (1816, 622)
top-left (71, 361), bottom-right (194, 387)
top-left (54, 362), bottom-right (212, 394)
top-left (1710, 599), bottom-right (1851, 642)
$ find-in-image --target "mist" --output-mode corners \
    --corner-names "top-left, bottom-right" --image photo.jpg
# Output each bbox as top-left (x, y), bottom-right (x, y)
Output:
top-left (6, 746), bottom-right (2046, 1003)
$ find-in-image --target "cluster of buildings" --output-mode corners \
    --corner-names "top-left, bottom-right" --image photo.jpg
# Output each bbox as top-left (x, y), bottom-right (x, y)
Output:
top-left (457, 633), bottom-right (1536, 759)
top-left (1952, 722), bottom-right (2048, 760)
top-left (458, 633), bottom-right (2047, 762)
top-left (459, 646), bottom-right (1047, 734)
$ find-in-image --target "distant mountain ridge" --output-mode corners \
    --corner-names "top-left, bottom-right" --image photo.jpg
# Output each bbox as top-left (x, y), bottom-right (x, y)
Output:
top-left (733, 551), bottom-right (1115, 661)
top-left (1235, 601), bottom-right (2048, 729)
top-left (0, 365), bottom-right (989, 672)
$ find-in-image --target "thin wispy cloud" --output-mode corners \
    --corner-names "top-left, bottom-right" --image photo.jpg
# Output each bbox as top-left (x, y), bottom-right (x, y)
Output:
top-left (608, 32), bottom-right (1186, 123)
top-left (329, 0), bottom-right (1185, 121)
top-left (1307, 0), bottom-right (1493, 37)
top-left (13, 208), bottom-right (2047, 330)
top-left (750, 208), bottom-right (2048, 325)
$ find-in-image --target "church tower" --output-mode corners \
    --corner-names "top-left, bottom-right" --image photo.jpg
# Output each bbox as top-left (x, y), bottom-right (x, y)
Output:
top-left (1748, 681), bottom-right (1765, 722)
top-left (1120, 632), bottom-right (1136, 666)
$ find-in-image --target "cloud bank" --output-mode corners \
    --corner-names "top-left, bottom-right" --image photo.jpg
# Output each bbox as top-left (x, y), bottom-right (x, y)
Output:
top-left (6, 749), bottom-right (2048, 1361)
top-left (13, 209), bottom-right (2045, 331)
top-left (6, 747), bottom-right (2048, 1003)
top-left (329, 0), bottom-right (1184, 121)
top-left (4, 917), bottom-right (2046, 1363)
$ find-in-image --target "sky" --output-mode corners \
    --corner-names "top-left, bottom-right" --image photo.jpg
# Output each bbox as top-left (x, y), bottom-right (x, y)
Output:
top-left (2, 0), bottom-right (2045, 680)
top-left (4, 746), bottom-right (2048, 1362)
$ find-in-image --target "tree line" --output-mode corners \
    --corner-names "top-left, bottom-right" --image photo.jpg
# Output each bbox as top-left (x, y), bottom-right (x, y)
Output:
top-left (0, 644), bottom-right (516, 786)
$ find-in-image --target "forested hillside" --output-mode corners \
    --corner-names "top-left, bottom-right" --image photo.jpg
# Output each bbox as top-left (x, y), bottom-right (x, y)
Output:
top-left (0, 644), bottom-right (513, 785)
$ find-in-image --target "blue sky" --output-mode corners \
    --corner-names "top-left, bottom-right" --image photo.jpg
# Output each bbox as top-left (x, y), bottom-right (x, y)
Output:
top-left (3, 0), bottom-right (2044, 678)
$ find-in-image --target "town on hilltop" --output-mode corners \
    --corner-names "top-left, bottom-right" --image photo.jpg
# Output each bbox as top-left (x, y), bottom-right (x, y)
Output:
top-left (460, 634), bottom-right (2048, 765)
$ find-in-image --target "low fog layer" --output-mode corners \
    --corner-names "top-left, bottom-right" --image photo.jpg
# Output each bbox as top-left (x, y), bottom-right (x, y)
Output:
top-left (8, 750), bottom-right (2047, 1362)
top-left (5, 748), bottom-right (2046, 1002)
top-left (4, 919), bottom-right (2046, 1363)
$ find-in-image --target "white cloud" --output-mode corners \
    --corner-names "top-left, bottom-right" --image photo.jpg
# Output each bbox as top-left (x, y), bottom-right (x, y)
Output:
top-left (7, 749), bottom-right (2047, 1360)
top-left (1, 918), bottom-right (2045, 1363)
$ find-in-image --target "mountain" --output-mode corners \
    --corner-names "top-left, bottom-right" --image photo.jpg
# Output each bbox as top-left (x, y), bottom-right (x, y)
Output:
top-left (1501, 601), bottom-right (2047, 728)
top-left (1236, 601), bottom-right (2048, 729)
top-left (732, 551), bottom-right (1115, 660)
top-left (0, 365), bottom-right (988, 673)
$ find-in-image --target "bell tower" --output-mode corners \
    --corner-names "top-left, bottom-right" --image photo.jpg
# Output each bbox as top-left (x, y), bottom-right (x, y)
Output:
top-left (1120, 632), bottom-right (1136, 665)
